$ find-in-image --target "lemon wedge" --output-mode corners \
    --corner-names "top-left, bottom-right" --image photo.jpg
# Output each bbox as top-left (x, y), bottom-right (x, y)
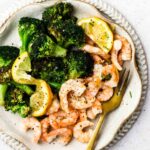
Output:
top-left (78, 17), bottom-right (113, 53)
top-left (30, 80), bottom-right (53, 117)
top-left (12, 52), bottom-right (53, 117)
top-left (12, 52), bottom-right (35, 84)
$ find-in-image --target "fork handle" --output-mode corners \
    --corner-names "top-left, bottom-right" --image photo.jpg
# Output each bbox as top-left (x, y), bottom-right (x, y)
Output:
top-left (86, 113), bottom-right (106, 150)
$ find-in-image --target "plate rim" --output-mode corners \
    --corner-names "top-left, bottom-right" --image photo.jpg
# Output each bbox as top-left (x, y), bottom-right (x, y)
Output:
top-left (0, 0), bottom-right (148, 150)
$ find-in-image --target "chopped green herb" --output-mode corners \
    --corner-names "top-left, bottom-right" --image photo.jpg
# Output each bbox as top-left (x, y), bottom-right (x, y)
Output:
top-left (101, 73), bottom-right (112, 81)
top-left (89, 20), bottom-right (94, 26)
top-left (129, 91), bottom-right (132, 98)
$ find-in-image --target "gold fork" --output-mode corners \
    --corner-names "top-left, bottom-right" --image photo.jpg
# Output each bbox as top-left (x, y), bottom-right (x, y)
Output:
top-left (87, 69), bottom-right (130, 150)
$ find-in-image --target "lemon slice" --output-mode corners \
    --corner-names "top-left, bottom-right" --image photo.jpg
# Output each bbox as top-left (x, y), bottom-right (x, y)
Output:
top-left (78, 17), bottom-right (113, 53)
top-left (30, 80), bottom-right (53, 117)
top-left (12, 52), bottom-right (36, 84)
top-left (12, 52), bottom-right (53, 117)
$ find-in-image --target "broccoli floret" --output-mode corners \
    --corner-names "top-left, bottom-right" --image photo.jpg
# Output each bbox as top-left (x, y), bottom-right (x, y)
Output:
top-left (0, 46), bottom-right (19, 69)
top-left (31, 50), bottom-right (94, 92)
top-left (29, 34), bottom-right (67, 58)
top-left (42, 2), bottom-right (85, 48)
top-left (18, 17), bottom-right (46, 52)
top-left (0, 69), bottom-right (12, 83)
top-left (42, 2), bottom-right (73, 23)
top-left (0, 46), bottom-right (19, 105)
top-left (4, 83), bottom-right (33, 118)
top-left (48, 19), bottom-right (85, 48)
top-left (31, 57), bottom-right (67, 92)
top-left (66, 50), bottom-right (94, 79)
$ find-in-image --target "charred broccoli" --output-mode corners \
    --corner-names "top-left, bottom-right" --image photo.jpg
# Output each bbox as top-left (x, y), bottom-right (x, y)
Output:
top-left (31, 50), bottom-right (94, 92)
top-left (31, 57), bottom-right (67, 92)
top-left (4, 83), bottom-right (33, 118)
top-left (18, 17), bottom-right (46, 52)
top-left (0, 45), bottom-right (33, 117)
top-left (42, 2), bottom-right (85, 48)
top-left (0, 46), bottom-right (19, 105)
top-left (48, 19), bottom-right (85, 48)
top-left (29, 34), bottom-right (67, 59)
top-left (42, 2), bottom-right (73, 23)
top-left (0, 46), bottom-right (19, 68)
top-left (66, 50), bottom-right (94, 79)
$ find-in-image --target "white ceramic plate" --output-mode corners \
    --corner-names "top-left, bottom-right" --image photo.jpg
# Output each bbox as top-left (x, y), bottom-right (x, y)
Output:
top-left (0, 0), bottom-right (143, 149)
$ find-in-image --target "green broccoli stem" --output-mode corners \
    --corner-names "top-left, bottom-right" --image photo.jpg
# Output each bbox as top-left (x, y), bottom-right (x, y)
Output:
top-left (0, 84), bottom-right (8, 106)
top-left (12, 82), bottom-right (34, 95)
top-left (49, 82), bottom-right (62, 89)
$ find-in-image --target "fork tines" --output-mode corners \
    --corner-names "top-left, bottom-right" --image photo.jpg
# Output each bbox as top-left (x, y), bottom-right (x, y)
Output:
top-left (117, 69), bottom-right (130, 95)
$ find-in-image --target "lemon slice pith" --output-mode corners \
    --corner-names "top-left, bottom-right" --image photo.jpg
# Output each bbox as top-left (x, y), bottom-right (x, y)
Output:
top-left (78, 17), bottom-right (113, 53)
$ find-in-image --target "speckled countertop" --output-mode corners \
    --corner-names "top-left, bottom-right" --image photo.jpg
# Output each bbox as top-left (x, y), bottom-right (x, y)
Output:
top-left (0, 0), bottom-right (149, 149)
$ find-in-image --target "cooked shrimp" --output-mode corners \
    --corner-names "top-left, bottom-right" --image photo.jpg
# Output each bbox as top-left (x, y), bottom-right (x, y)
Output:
top-left (46, 95), bottom-right (60, 115)
top-left (115, 34), bottom-right (132, 61)
top-left (84, 63), bottom-right (103, 98)
top-left (49, 110), bottom-right (79, 129)
top-left (87, 100), bottom-right (102, 119)
top-left (118, 52), bottom-right (123, 66)
top-left (79, 109), bottom-right (87, 121)
top-left (73, 120), bottom-right (94, 143)
top-left (85, 76), bottom-right (101, 99)
top-left (97, 84), bottom-right (113, 101)
top-left (59, 79), bottom-right (86, 112)
top-left (82, 44), bottom-right (110, 60)
top-left (23, 117), bottom-right (41, 143)
top-left (41, 117), bottom-right (51, 142)
top-left (101, 64), bottom-right (119, 87)
top-left (91, 54), bottom-right (104, 64)
top-left (69, 93), bottom-right (95, 109)
top-left (111, 40), bottom-right (123, 71)
top-left (44, 128), bottom-right (73, 145)
top-left (69, 76), bottom-right (101, 109)
top-left (93, 64), bottom-right (103, 79)
top-left (69, 63), bottom-right (102, 110)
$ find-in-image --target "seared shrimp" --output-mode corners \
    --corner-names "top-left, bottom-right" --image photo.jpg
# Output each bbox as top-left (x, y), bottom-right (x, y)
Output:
top-left (97, 84), bottom-right (113, 101)
top-left (118, 52), bottom-right (123, 66)
top-left (115, 34), bottom-right (132, 61)
top-left (23, 117), bottom-right (41, 143)
top-left (87, 100), bottom-right (102, 120)
top-left (101, 64), bottom-right (119, 87)
top-left (69, 93), bottom-right (95, 109)
top-left (93, 64), bottom-right (103, 79)
top-left (49, 110), bottom-right (79, 129)
top-left (41, 118), bottom-right (73, 145)
top-left (59, 79), bottom-right (86, 112)
top-left (41, 117), bottom-right (51, 142)
top-left (69, 76), bottom-right (101, 109)
top-left (82, 44), bottom-right (110, 60)
top-left (84, 63), bottom-right (103, 98)
top-left (111, 40), bottom-right (123, 71)
top-left (73, 120), bottom-right (94, 143)
top-left (79, 109), bottom-right (87, 121)
top-left (69, 64), bottom-right (102, 110)
top-left (46, 95), bottom-right (60, 115)
top-left (91, 54), bottom-right (104, 64)
top-left (44, 128), bottom-right (73, 145)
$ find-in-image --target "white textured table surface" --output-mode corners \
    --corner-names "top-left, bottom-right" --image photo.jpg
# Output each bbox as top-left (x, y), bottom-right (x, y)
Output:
top-left (0, 0), bottom-right (149, 150)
